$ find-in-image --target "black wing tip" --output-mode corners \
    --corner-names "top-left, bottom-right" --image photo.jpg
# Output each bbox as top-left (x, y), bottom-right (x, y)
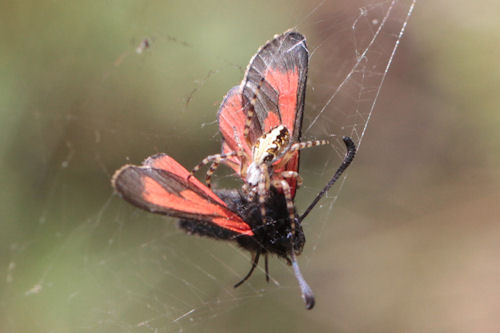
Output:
top-left (279, 29), bottom-right (307, 49)
top-left (273, 30), bottom-right (307, 53)
top-left (112, 153), bottom-right (170, 191)
top-left (216, 85), bottom-right (241, 120)
top-left (111, 164), bottom-right (135, 192)
top-left (143, 153), bottom-right (169, 166)
top-left (275, 29), bottom-right (305, 41)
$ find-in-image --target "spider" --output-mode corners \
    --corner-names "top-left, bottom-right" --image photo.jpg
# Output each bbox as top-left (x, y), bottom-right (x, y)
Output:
top-left (190, 78), bottom-right (329, 232)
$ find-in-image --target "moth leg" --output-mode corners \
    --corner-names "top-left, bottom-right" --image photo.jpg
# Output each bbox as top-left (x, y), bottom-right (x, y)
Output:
top-left (234, 251), bottom-right (261, 288)
top-left (264, 254), bottom-right (270, 283)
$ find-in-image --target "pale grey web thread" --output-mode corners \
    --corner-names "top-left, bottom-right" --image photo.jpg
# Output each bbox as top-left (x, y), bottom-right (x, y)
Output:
top-left (302, 0), bottom-right (416, 250)
top-left (96, 2), bottom-right (416, 330)
top-left (305, 0), bottom-right (415, 150)
top-left (356, 0), bottom-right (416, 148)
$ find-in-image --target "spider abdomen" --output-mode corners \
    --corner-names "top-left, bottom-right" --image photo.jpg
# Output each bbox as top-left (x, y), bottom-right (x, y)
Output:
top-left (252, 125), bottom-right (290, 165)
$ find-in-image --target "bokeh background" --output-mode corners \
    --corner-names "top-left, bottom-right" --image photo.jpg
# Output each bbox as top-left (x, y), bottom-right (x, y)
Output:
top-left (1, 0), bottom-right (499, 332)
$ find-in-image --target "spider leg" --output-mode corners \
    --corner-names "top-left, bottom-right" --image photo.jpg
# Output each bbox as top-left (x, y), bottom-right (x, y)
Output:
top-left (270, 178), bottom-right (314, 308)
top-left (243, 77), bottom-right (265, 148)
top-left (231, 126), bottom-right (250, 180)
top-left (289, 139), bottom-right (329, 152)
top-left (271, 178), bottom-right (296, 236)
top-left (205, 161), bottom-right (219, 188)
top-left (276, 139), bottom-right (330, 169)
top-left (234, 250), bottom-right (261, 288)
top-left (258, 163), bottom-right (271, 222)
top-left (279, 171), bottom-right (303, 188)
top-left (190, 151), bottom-right (241, 188)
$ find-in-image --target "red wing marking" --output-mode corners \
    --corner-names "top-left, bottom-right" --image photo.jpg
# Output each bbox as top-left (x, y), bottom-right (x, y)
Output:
top-left (113, 154), bottom-right (254, 236)
top-left (217, 87), bottom-right (253, 158)
top-left (142, 176), bottom-right (252, 235)
top-left (241, 31), bottom-right (307, 142)
top-left (262, 111), bottom-right (280, 132)
top-left (264, 67), bottom-right (301, 196)
top-left (144, 153), bottom-right (226, 206)
top-left (263, 68), bottom-right (300, 134)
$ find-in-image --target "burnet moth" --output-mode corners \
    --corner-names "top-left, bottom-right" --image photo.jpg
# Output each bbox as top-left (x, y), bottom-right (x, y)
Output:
top-left (112, 30), bottom-right (356, 310)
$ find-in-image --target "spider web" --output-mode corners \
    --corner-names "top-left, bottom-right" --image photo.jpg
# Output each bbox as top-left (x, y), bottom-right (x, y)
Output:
top-left (1, 0), bottom-right (415, 332)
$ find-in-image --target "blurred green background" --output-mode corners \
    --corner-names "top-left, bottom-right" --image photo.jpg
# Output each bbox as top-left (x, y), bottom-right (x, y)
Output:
top-left (1, 0), bottom-right (500, 332)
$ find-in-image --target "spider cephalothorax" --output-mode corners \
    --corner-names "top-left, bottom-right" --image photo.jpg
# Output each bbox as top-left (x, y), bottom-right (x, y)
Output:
top-left (245, 125), bottom-right (290, 186)
top-left (242, 125), bottom-right (292, 196)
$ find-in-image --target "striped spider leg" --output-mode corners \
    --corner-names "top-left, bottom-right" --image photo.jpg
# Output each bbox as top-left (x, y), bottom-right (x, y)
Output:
top-left (190, 149), bottom-right (243, 189)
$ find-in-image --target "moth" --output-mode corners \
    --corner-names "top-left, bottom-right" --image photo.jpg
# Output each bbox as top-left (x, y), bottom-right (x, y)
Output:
top-left (112, 31), bottom-right (356, 309)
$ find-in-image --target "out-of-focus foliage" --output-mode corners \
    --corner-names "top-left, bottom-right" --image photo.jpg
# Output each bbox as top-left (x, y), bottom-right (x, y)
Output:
top-left (1, 1), bottom-right (499, 332)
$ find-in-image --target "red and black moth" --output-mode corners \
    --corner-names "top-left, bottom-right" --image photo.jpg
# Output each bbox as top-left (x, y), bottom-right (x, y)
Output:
top-left (112, 30), bottom-right (356, 310)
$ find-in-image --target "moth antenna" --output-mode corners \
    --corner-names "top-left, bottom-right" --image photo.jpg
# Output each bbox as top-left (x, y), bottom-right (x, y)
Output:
top-left (299, 136), bottom-right (356, 222)
top-left (290, 250), bottom-right (315, 310)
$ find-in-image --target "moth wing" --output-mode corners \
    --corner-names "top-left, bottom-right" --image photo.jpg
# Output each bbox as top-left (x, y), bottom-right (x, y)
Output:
top-left (217, 31), bottom-right (309, 196)
top-left (217, 87), bottom-right (254, 173)
top-left (242, 31), bottom-right (308, 197)
top-left (112, 153), bottom-right (254, 236)
top-left (242, 30), bottom-right (308, 142)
